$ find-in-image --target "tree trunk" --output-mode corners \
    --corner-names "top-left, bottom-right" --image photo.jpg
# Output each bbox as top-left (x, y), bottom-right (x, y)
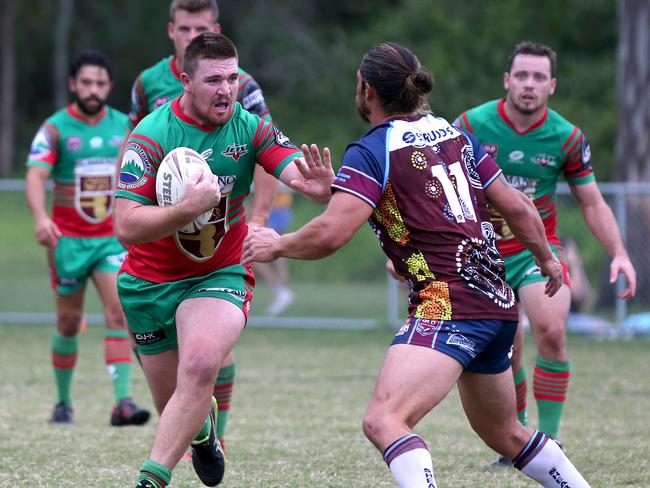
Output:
top-left (615, 0), bottom-right (650, 182)
top-left (0, 0), bottom-right (15, 177)
top-left (54, 0), bottom-right (74, 110)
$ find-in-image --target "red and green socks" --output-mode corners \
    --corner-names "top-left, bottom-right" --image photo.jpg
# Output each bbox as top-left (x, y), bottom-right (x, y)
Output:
top-left (138, 459), bottom-right (172, 488)
top-left (52, 330), bottom-right (78, 406)
top-left (213, 363), bottom-right (235, 440)
top-left (513, 366), bottom-right (528, 426)
top-left (104, 329), bottom-right (133, 402)
top-left (533, 356), bottom-right (571, 438)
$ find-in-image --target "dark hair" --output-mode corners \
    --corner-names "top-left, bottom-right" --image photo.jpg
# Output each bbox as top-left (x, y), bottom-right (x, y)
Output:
top-left (507, 41), bottom-right (557, 76)
top-left (170, 0), bottom-right (218, 21)
top-left (359, 42), bottom-right (433, 115)
top-left (182, 32), bottom-right (238, 76)
top-left (69, 50), bottom-right (114, 80)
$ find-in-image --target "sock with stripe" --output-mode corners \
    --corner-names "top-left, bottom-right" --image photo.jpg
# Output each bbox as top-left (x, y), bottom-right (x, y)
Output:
top-left (514, 366), bottom-right (528, 426)
top-left (193, 414), bottom-right (212, 444)
top-left (52, 330), bottom-right (78, 406)
top-left (514, 430), bottom-right (590, 487)
top-left (214, 363), bottom-right (235, 439)
top-left (533, 357), bottom-right (570, 438)
top-left (383, 434), bottom-right (437, 488)
top-left (104, 329), bottom-right (133, 402)
top-left (138, 459), bottom-right (172, 488)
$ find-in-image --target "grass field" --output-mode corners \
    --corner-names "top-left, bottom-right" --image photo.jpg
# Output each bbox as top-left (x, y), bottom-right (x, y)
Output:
top-left (0, 324), bottom-right (648, 487)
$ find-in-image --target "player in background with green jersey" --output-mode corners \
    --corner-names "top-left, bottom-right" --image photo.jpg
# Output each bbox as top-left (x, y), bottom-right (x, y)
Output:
top-left (455, 41), bottom-right (636, 464)
top-left (121, 0), bottom-right (278, 450)
top-left (24, 51), bottom-right (150, 427)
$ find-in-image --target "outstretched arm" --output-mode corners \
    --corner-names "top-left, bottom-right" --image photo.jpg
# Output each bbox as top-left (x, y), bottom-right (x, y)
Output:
top-left (571, 181), bottom-right (636, 299)
top-left (485, 175), bottom-right (563, 297)
top-left (242, 191), bottom-right (372, 264)
top-left (278, 144), bottom-right (335, 205)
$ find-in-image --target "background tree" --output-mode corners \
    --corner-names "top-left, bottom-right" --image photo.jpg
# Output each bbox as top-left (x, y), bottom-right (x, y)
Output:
top-left (0, 0), bottom-right (15, 178)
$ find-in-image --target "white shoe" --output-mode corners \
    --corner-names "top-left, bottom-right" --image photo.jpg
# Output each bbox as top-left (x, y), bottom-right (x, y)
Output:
top-left (266, 288), bottom-right (295, 316)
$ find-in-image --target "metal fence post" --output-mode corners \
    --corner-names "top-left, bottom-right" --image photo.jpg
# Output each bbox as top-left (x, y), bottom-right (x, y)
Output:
top-left (614, 183), bottom-right (627, 327)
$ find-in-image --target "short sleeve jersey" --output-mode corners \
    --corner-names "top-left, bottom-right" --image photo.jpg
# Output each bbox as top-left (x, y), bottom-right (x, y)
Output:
top-left (455, 99), bottom-right (595, 257)
top-left (116, 100), bottom-right (301, 283)
top-left (332, 114), bottom-right (517, 322)
top-left (26, 105), bottom-right (128, 237)
top-left (128, 55), bottom-right (271, 129)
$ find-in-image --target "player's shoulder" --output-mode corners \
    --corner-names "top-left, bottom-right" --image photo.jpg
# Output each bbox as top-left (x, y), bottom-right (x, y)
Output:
top-left (139, 55), bottom-right (174, 84)
top-left (463, 99), bottom-right (500, 123)
top-left (105, 105), bottom-right (129, 124)
top-left (545, 106), bottom-right (581, 137)
top-left (45, 107), bottom-right (73, 127)
top-left (132, 101), bottom-right (175, 138)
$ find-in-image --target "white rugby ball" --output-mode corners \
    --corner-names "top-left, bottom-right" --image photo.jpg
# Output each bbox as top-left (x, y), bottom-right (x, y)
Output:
top-left (155, 147), bottom-right (214, 233)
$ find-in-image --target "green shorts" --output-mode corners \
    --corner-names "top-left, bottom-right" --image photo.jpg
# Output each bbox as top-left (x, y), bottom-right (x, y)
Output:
top-left (49, 235), bottom-right (126, 295)
top-left (503, 244), bottom-right (569, 293)
top-left (117, 264), bottom-right (254, 355)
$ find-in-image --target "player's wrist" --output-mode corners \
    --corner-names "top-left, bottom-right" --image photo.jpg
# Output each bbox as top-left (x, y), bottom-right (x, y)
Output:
top-left (249, 214), bottom-right (268, 227)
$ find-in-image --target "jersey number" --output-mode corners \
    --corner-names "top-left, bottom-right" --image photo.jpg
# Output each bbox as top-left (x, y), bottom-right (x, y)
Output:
top-left (430, 162), bottom-right (477, 223)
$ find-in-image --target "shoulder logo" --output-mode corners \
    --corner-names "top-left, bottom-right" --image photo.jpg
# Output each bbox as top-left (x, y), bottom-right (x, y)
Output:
top-left (221, 144), bottom-right (248, 162)
top-left (273, 127), bottom-right (298, 149)
top-left (581, 136), bottom-right (592, 164)
top-left (29, 128), bottom-right (55, 159)
top-left (481, 143), bottom-right (499, 160)
top-left (119, 143), bottom-right (151, 188)
top-left (153, 96), bottom-right (169, 109)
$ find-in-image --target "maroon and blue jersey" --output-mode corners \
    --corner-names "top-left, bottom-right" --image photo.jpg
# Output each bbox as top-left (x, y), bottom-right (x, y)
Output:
top-left (332, 114), bottom-right (518, 321)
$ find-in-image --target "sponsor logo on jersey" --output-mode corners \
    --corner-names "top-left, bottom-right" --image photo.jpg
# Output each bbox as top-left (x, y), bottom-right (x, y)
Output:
top-left (90, 136), bottom-right (104, 149)
top-left (273, 127), bottom-right (298, 149)
top-left (532, 153), bottom-right (557, 167)
top-left (402, 126), bottom-right (456, 148)
top-left (446, 333), bottom-right (477, 357)
top-left (508, 150), bottom-right (525, 163)
top-left (29, 128), bottom-right (55, 160)
top-left (134, 329), bottom-right (167, 346)
top-left (109, 135), bottom-right (123, 147)
top-left (482, 143), bottom-right (499, 160)
top-left (119, 143), bottom-right (151, 189)
top-left (221, 144), bottom-right (248, 161)
top-left (200, 148), bottom-right (214, 162)
top-left (153, 96), bottom-right (169, 109)
top-left (67, 136), bottom-right (82, 152)
top-left (396, 321), bottom-right (411, 336)
top-left (504, 175), bottom-right (538, 197)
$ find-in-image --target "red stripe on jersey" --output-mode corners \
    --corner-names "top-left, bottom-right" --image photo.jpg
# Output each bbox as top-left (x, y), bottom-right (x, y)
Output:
top-left (561, 126), bottom-right (579, 152)
top-left (131, 133), bottom-right (164, 161)
top-left (564, 135), bottom-right (582, 162)
top-left (253, 121), bottom-right (273, 147)
top-left (461, 112), bottom-right (473, 132)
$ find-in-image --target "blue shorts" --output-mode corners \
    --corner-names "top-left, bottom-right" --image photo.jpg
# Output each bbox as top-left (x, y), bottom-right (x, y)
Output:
top-left (391, 318), bottom-right (517, 374)
top-left (267, 208), bottom-right (292, 234)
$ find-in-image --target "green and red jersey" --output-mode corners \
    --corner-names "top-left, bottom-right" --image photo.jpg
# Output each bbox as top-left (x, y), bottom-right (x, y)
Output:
top-left (128, 55), bottom-right (271, 129)
top-left (26, 105), bottom-right (128, 237)
top-left (116, 100), bottom-right (301, 283)
top-left (455, 99), bottom-right (595, 257)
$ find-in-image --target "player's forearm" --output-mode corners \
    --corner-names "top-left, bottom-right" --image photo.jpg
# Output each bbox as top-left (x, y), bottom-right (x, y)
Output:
top-left (276, 215), bottom-right (347, 260)
top-left (249, 165), bottom-right (278, 226)
top-left (24, 172), bottom-right (49, 222)
top-left (581, 202), bottom-right (629, 259)
top-left (114, 199), bottom-right (197, 245)
top-left (503, 197), bottom-right (554, 262)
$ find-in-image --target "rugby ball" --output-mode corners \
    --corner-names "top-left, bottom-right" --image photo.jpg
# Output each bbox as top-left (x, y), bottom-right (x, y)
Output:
top-left (155, 147), bottom-right (214, 233)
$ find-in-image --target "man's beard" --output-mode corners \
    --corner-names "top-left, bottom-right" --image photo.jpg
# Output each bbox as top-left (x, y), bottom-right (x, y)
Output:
top-left (74, 93), bottom-right (105, 116)
top-left (511, 96), bottom-right (541, 116)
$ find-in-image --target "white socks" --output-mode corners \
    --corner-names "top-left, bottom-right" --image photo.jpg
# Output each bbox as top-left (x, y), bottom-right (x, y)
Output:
top-left (384, 435), bottom-right (437, 488)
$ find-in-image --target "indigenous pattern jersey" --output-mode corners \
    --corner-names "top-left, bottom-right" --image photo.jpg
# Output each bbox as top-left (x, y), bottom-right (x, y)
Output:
top-left (26, 105), bottom-right (127, 237)
top-left (332, 114), bottom-right (518, 321)
top-left (455, 99), bottom-right (595, 257)
top-left (128, 55), bottom-right (271, 129)
top-left (116, 100), bottom-right (301, 283)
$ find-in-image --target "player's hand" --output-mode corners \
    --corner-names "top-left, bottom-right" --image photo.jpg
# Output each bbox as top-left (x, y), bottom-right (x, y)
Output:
top-left (291, 144), bottom-right (335, 204)
top-left (183, 168), bottom-right (221, 216)
top-left (242, 226), bottom-right (281, 264)
top-left (610, 254), bottom-right (636, 299)
top-left (35, 216), bottom-right (61, 248)
top-left (536, 254), bottom-right (563, 297)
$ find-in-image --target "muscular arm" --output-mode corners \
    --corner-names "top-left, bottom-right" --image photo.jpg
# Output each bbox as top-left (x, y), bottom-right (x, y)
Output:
top-left (114, 171), bottom-right (221, 246)
top-left (25, 166), bottom-right (60, 247)
top-left (571, 181), bottom-right (636, 298)
top-left (485, 175), bottom-right (562, 295)
top-left (242, 192), bottom-right (371, 263)
top-left (249, 165), bottom-right (278, 226)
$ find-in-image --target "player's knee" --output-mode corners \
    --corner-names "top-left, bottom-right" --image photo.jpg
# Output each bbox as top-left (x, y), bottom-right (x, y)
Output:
top-left (57, 311), bottom-right (83, 334)
top-left (104, 307), bottom-right (126, 329)
top-left (179, 355), bottom-right (219, 389)
top-left (536, 323), bottom-right (566, 351)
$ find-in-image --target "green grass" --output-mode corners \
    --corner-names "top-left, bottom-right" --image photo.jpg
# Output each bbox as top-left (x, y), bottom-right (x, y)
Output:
top-left (0, 325), bottom-right (648, 487)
